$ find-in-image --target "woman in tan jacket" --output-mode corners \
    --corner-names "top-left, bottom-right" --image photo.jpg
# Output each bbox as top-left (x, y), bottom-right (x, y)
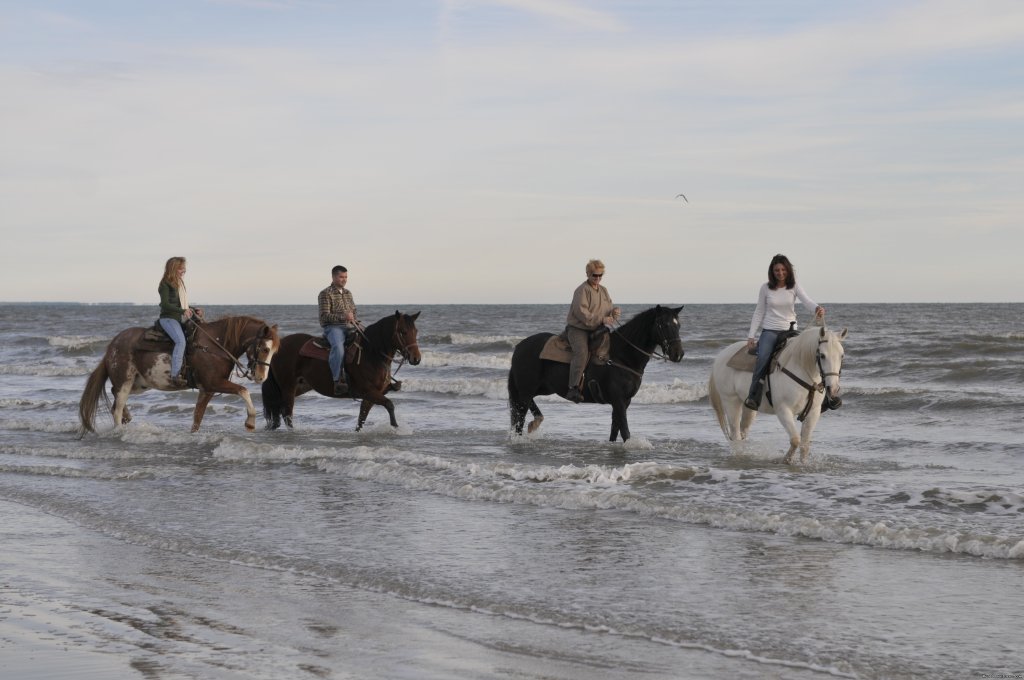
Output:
top-left (564, 259), bottom-right (620, 402)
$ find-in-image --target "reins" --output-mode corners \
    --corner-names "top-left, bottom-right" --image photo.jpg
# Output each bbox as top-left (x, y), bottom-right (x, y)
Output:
top-left (191, 320), bottom-right (267, 380)
top-left (609, 315), bottom-right (676, 362)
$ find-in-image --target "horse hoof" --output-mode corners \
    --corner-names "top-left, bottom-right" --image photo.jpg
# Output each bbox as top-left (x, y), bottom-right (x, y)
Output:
top-left (526, 417), bottom-right (544, 434)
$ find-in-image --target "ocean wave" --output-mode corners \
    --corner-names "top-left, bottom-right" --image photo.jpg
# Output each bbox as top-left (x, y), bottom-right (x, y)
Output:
top-left (418, 352), bottom-right (512, 369)
top-left (420, 332), bottom-right (522, 347)
top-left (201, 441), bottom-right (1024, 560)
top-left (48, 335), bottom-right (110, 352)
top-left (0, 362), bottom-right (88, 377)
top-left (0, 463), bottom-right (153, 480)
top-left (399, 376), bottom-right (707, 403)
top-left (0, 417), bottom-right (81, 434)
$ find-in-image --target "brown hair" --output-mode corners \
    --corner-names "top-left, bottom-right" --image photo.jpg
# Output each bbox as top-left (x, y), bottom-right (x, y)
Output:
top-left (767, 254), bottom-right (796, 290)
top-left (161, 256), bottom-right (186, 289)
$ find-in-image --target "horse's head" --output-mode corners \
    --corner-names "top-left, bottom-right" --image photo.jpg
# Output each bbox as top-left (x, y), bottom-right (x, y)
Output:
top-left (652, 305), bottom-right (685, 362)
top-left (246, 324), bottom-right (281, 383)
top-left (393, 311), bottom-right (422, 366)
top-left (817, 326), bottom-right (847, 408)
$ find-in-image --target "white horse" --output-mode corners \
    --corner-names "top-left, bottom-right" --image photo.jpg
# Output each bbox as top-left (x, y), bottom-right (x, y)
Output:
top-left (709, 326), bottom-right (847, 464)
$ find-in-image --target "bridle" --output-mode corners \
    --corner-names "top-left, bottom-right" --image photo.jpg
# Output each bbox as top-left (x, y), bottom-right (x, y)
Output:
top-left (349, 317), bottom-right (420, 377)
top-left (779, 333), bottom-right (843, 421)
top-left (389, 318), bottom-right (420, 376)
top-left (613, 313), bottom-right (681, 362)
top-left (243, 334), bottom-right (274, 377)
top-left (192, 321), bottom-right (274, 381)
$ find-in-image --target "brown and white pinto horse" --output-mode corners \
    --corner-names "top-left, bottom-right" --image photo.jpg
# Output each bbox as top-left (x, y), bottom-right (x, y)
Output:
top-left (79, 316), bottom-right (280, 434)
top-left (262, 311), bottom-right (421, 431)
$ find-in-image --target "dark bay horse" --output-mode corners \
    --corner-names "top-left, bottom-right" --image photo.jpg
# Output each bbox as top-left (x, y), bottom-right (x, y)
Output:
top-left (508, 305), bottom-right (684, 442)
top-left (79, 316), bottom-right (280, 433)
top-left (262, 311), bottom-right (422, 431)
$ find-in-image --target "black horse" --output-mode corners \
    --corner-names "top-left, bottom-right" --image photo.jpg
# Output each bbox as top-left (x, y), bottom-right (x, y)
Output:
top-left (508, 305), bottom-right (684, 442)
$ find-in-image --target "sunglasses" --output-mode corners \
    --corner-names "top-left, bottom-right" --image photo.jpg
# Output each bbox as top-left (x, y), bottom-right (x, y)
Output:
top-left (589, 273), bottom-right (604, 278)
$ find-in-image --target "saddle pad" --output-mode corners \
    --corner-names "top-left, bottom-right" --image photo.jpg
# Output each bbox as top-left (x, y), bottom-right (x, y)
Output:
top-left (299, 338), bottom-right (330, 361)
top-left (726, 345), bottom-right (757, 372)
top-left (538, 333), bottom-right (611, 365)
top-left (538, 335), bottom-right (571, 363)
top-left (135, 328), bottom-right (173, 353)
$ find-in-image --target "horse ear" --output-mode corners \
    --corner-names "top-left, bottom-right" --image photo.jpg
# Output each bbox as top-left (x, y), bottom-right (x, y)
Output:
top-left (819, 326), bottom-right (826, 338)
top-left (394, 310), bottom-right (401, 318)
top-left (839, 328), bottom-right (848, 339)
top-left (672, 305), bottom-right (684, 314)
top-left (410, 311), bottom-right (421, 321)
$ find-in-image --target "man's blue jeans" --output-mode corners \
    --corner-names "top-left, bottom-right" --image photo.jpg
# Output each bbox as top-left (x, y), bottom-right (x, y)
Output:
top-left (324, 325), bottom-right (348, 382)
top-left (159, 318), bottom-right (187, 376)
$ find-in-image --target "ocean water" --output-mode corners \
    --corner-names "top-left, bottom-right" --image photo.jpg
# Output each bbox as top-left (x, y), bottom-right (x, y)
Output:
top-left (1, 301), bottom-right (1023, 679)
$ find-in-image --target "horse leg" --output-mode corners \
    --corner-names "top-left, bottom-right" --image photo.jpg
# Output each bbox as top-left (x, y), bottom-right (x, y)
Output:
top-left (797, 409), bottom-right (823, 463)
top-left (778, 409), bottom-right (802, 464)
top-left (110, 381), bottom-right (133, 428)
top-left (610, 401), bottom-right (630, 442)
top-left (509, 399), bottom-right (527, 435)
top-left (192, 390), bottom-right (215, 432)
top-left (356, 399), bottom-right (373, 431)
top-left (738, 404), bottom-right (756, 440)
top-left (526, 400), bottom-right (544, 434)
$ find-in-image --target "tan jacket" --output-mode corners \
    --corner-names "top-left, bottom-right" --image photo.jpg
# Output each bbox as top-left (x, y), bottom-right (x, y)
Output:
top-left (566, 281), bottom-right (614, 331)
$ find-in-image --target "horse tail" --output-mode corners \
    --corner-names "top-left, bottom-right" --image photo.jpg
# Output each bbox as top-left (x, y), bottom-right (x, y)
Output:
top-left (78, 360), bottom-right (110, 436)
top-left (708, 371), bottom-right (730, 439)
top-left (261, 366), bottom-right (284, 427)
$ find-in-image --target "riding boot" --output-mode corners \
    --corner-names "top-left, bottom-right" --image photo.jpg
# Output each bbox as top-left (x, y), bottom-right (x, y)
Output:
top-left (744, 382), bottom-right (763, 410)
top-left (333, 377), bottom-right (348, 396)
top-left (565, 386), bottom-right (583, 403)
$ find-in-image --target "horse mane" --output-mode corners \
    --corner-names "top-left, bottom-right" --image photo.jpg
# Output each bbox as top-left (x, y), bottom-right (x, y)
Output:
top-left (360, 314), bottom-right (398, 350)
top-left (210, 315), bottom-right (264, 349)
top-left (613, 306), bottom-right (659, 344)
top-left (778, 326), bottom-right (825, 372)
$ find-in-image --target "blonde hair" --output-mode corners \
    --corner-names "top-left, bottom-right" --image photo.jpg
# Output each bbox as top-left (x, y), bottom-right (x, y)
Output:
top-left (161, 256), bottom-right (187, 289)
top-left (586, 259), bottom-right (605, 275)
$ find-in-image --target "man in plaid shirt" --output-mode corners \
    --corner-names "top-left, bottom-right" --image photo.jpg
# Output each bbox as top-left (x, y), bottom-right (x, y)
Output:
top-left (318, 265), bottom-right (357, 396)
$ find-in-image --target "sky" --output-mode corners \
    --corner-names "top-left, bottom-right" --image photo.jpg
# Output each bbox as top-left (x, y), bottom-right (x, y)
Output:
top-left (1, 0), bottom-right (1023, 305)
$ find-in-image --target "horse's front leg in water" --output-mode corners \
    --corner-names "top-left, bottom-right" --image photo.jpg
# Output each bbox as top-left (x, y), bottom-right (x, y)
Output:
top-left (611, 402), bottom-right (630, 442)
top-left (778, 408), bottom-right (801, 464)
top-left (382, 397), bottom-right (398, 428)
top-left (192, 390), bottom-right (215, 433)
top-left (356, 399), bottom-right (372, 431)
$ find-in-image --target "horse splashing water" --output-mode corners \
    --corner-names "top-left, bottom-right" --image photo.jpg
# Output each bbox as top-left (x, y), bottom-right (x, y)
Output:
top-left (709, 325), bottom-right (847, 464)
top-left (78, 315), bottom-right (280, 434)
top-left (508, 305), bottom-right (684, 442)
top-left (262, 311), bottom-right (421, 431)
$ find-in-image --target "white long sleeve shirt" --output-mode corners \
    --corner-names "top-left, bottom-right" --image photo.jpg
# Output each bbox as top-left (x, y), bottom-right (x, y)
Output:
top-left (747, 283), bottom-right (818, 338)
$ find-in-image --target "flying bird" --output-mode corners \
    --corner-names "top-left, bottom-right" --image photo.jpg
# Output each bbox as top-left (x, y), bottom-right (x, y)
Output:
top-left (675, 193), bottom-right (688, 202)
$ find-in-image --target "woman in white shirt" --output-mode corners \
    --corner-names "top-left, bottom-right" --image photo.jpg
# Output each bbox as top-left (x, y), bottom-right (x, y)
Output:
top-left (744, 254), bottom-right (825, 410)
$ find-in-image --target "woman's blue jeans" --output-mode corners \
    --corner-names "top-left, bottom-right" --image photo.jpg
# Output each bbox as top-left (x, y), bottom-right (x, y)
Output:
top-left (748, 329), bottom-right (783, 398)
top-left (159, 318), bottom-right (187, 376)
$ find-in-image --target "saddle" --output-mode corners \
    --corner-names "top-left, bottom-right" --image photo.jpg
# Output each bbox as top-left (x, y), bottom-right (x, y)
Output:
top-left (538, 327), bottom-right (611, 365)
top-left (299, 333), bottom-right (360, 365)
top-left (137, 319), bottom-right (198, 353)
top-left (726, 325), bottom-right (799, 373)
